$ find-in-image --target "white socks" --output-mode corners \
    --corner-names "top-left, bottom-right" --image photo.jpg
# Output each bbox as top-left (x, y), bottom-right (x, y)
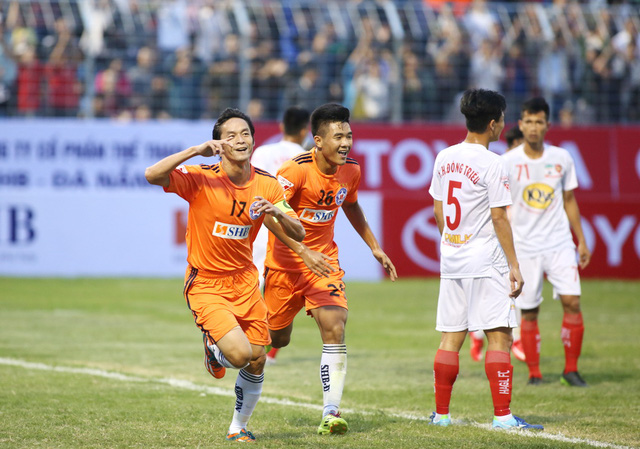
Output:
top-left (320, 344), bottom-right (347, 417)
top-left (228, 369), bottom-right (264, 433)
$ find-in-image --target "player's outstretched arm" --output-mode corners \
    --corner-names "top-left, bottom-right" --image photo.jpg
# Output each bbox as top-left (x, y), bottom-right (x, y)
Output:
top-left (491, 206), bottom-right (524, 298)
top-left (252, 197), bottom-right (305, 242)
top-left (563, 190), bottom-right (591, 269)
top-left (262, 215), bottom-right (335, 278)
top-left (342, 200), bottom-right (397, 281)
top-left (145, 138), bottom-right (232, 187)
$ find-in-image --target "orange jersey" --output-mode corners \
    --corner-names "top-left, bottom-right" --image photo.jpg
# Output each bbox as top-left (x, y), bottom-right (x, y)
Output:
top-left (165, 162), bottom-right (295, 273)
top-left (265, 149), bottom-right (361, 272)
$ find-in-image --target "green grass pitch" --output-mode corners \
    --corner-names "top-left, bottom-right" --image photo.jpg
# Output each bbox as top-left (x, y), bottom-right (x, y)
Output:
top-left (0, 277), bottom-right (638, 448)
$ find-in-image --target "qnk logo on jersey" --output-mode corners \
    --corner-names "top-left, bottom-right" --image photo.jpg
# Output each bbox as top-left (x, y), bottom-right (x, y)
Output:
top-left (300, 208), bottom-right (336, 223)
top-left (212, 221), bottom-right (251, 239)
top-left (335, 187), bottom-right (348, 205)
top-left (278, 175), bottom-right (294, 191)
top-left (249, 201), bottom-right (262, 220)
top-left (523, 183), bottom-right (555, 209)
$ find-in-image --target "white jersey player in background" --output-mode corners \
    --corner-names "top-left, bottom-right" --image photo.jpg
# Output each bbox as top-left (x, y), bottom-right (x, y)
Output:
top-left (469, 125), bottom-right (526, 363)
top-left (428, 88), bottom-right (542, 430)
top-left (251, 105), bottom-right (310, 365)
top-left (502, 97), bottom-right (591, 387)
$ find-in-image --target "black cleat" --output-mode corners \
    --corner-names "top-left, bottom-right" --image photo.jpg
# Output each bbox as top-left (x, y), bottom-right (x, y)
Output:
top-left (527, 376), bottom-right (544, 385)
top-left (561, 371), bottom-right (588, 387)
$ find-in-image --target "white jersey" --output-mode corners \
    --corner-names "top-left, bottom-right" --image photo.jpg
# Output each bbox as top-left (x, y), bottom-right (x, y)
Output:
top-left (429, 142), bottom-right (512, 279)
top-left (251, 140), bottom-right (306, 176)
top-left (502, 144), bottom-right (577, 257)
top-left (251, 140), bottom-right (307, 283)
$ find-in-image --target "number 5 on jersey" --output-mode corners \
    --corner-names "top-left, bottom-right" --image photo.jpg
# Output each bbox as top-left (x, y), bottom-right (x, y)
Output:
top-left (446, 181), bottom-right (462, 230)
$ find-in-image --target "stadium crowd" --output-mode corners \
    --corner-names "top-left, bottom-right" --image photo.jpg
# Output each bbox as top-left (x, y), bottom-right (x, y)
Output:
top-left (0, 0), bottom-right (638, 123)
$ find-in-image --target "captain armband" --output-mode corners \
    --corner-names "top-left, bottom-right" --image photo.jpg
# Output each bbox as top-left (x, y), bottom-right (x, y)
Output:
top-left (272, 199), bottom-right (294, 223)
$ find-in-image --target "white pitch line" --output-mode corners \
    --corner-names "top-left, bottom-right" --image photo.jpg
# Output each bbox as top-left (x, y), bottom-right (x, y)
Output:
top-left (0, 357), bottom-right (631, 449)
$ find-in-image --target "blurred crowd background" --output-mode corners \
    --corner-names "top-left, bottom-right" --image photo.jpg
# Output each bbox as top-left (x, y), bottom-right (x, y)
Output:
top-left (0, 0), bottom-right (639, 124)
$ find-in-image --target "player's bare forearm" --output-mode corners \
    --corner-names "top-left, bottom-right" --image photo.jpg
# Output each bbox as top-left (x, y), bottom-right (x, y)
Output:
top-left (253, 198), bottom-right (305, 242)
top-left (145, 139), bottom-right (231, 187)
top-left (491, 206), bottom-right (524, 297)
top-left (563, 190), bottom-right (591, 268)
top-left (342, 200), bottom-right (398, 281)
top-left (433, 200), bottom-right (444, 235)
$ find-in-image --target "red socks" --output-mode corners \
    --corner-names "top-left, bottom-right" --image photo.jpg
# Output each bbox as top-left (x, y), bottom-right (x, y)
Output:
top-left (521, 319), bottom-right (542, 378)
top-left (485, 351), bottom-right (512, 416)
top-left (433, 350), bottom-right (459, 415)
top-left (561, 312), bottom-right (584, 373)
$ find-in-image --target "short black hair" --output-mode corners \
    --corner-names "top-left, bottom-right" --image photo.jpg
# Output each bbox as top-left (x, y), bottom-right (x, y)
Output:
top-left (310, 103), bottom-right (350, 137)
top-left (212, 108), bottom-right (255, 140)
top-left (282, 106), bottom-right (311, 136)
top-left (459, 89), bottom-right (506, 133)
top-left (505, 126), bottom-right (524, 147)
top-left (521, 97), bottom-right (550, 121)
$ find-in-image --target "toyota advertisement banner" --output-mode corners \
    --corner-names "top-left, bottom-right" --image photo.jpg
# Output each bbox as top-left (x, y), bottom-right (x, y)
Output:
top-left (1, 120), bottom-right (638, 279)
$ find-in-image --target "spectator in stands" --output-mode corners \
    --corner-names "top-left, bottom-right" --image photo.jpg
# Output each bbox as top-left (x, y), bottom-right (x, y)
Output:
top-left (150, 74), bottom-right (171, 119)
top-left (470, 38), bottom-right (504, 92)
top-left (167, 48), bottom-right (204, 120)
top-left (94, 58), bottom-right (131, 118)
top-left (127, 46), bottom-right (157, 111)
top-left (402, 47), bottom-right (437, 121)
top-left (204, 33), bottom-right (240, 118)
top-left (44, 18), bottom-right (82, 117)
top-left (286, 65), bottom-right (326, 113)
top-left (16, 44), bottom-right (43, 116)
top-left (537, 31), bottom-right (572, 122)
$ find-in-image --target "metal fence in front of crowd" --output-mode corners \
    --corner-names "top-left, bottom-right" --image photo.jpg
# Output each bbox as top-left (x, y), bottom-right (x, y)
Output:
top-left (1, 0), bottom-right (639, 124)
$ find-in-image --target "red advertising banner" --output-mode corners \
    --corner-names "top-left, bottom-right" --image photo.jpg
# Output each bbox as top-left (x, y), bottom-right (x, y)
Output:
top-left (253, 123), bottom-right (639, 279)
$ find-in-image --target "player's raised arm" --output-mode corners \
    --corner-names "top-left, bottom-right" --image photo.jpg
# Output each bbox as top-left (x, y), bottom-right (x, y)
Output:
top-left (341, 199), bottom-right (397, 281)
top-left (145, 138), bottom-right (232, 187)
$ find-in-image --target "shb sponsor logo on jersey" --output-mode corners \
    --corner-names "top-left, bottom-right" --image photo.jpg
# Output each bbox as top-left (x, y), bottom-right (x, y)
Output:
top-left (300, 208), bottom-right (336, 223)
top-left (277, 175), bottom-right (294, 191)
top-left (523, 183), bottom-right (555, 209)
top-left (335, 187), bottom-right (348, 205)
top-left (212, 221), bottom-right (251, 239)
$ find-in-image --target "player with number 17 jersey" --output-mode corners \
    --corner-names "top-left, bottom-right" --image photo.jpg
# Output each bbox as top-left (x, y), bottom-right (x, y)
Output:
top-left (265, 149), bottom-right (360, 273)
top-left (429, 143), bottom-right (513, 278)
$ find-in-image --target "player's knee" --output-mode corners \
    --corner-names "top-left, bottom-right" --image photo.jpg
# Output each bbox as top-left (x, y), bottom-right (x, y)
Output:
top-left (561, 295), bottom-right (581, 313)
top-left (225, 347), bottom-right (253, 368)
top-left (321, 324), bottom-right (345, 344)
top-left (270, 333), bottom-right (291, 348)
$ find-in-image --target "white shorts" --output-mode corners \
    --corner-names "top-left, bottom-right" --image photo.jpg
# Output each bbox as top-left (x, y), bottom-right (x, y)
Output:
top-left (436, 268), bottom-right (518, 333)
top-left (516, 247), bottom-right (581, 310)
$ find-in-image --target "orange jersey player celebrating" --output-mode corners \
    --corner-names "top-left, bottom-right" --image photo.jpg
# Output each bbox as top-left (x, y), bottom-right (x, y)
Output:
top-left (263, 103), bottom-right (397, 436)
top-left (145, 108), bottom-right (305, 443)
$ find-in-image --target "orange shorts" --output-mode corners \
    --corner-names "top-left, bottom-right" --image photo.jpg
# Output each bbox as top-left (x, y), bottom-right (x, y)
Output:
top-left (263, 267), bottom-right (348, 331)
top-left (183, 265), bottom-right (271, 346)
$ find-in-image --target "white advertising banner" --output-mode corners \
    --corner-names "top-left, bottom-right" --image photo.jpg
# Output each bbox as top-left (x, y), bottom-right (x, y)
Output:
top-left (0, 120), bottom-right (382, 280)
